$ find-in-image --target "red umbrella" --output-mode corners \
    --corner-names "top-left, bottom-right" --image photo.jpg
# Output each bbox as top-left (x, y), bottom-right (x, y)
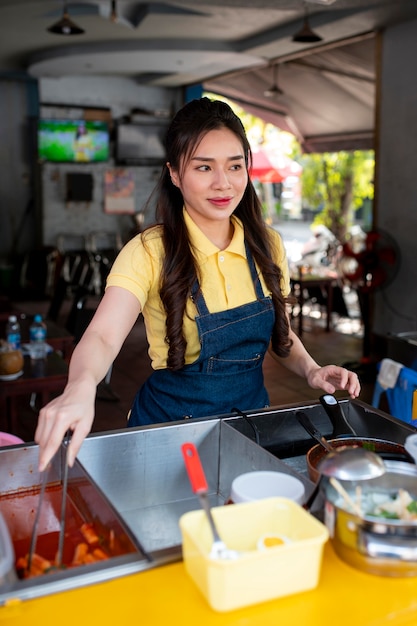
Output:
top-left (249, 147), bottom-right (301, 183)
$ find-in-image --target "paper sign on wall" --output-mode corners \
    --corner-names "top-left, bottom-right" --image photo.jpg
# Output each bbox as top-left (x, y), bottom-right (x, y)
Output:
top-left (104, 169), bottom-right (135, 214)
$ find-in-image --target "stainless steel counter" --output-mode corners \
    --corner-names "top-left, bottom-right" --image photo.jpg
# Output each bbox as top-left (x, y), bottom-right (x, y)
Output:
top-left (1, 398), bottom-right (415, 606)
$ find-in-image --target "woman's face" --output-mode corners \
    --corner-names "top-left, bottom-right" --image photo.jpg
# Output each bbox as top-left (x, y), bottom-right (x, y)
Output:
top-left (168, 127), bottom-right (248, 230)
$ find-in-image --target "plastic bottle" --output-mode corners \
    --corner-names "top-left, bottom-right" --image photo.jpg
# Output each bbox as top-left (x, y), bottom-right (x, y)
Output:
top-left (5, 315), bottom-right (21, 350)
top-left (29, 314), bottom-right (47, 359)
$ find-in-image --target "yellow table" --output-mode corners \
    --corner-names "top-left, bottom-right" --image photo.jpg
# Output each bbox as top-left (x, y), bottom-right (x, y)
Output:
top-left (3, 542), bottom-right (417, 626)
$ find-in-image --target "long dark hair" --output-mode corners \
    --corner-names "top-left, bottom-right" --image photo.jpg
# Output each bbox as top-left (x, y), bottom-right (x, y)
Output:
top-left (144, 97), bottom-right (292, 369)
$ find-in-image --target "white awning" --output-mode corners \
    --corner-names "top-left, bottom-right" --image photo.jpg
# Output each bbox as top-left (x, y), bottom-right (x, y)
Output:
top-left (205, 34), bottom-right (376, 153)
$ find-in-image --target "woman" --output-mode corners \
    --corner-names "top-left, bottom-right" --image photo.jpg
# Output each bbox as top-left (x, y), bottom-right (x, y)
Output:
top-left (73, 123), bottom-right (94, 162)
top-left (36, 98), bottom-right (360, 471)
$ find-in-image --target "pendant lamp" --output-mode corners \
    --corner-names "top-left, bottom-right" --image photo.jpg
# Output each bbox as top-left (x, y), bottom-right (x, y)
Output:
top-left (292, 10), bottom-right (322, 43)
top-left (110, 0), bottom-right (118, 23)
top-left (264, 64), bottom-right (283, 98)
top-left (47, 3), bottom-right (85, 35)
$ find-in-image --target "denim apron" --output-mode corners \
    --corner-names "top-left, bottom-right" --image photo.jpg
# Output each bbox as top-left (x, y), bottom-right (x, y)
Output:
top-left (128, 245), bottom-right (275, 426)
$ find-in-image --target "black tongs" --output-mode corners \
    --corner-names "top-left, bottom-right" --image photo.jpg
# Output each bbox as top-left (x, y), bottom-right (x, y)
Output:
top-left (28, 431), bottom-right (71, 571)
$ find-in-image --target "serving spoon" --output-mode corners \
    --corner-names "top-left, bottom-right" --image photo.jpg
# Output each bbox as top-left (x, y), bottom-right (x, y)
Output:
top-left (296, 410), bottom-right (386, 481)
top-left (317, 447), bottom-right (386, 481)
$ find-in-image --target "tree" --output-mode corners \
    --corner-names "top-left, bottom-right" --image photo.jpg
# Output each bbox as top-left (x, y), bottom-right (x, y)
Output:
top-left (299, 151), bottom-right (374, 241)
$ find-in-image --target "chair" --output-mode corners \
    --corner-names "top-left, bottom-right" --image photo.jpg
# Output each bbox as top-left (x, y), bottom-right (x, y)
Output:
top-left (289, 269), bottom-right (338, 336)
top-left (86, 231), bottom-right (122, 296)
top-left (68, 291), bottom-right (119, 402)
top-left (47, 234), bottom-right (92, 322)
top-left (48, 231), bottom-right (121, 321)
top-left (372, 358), bottom-right (417, 425)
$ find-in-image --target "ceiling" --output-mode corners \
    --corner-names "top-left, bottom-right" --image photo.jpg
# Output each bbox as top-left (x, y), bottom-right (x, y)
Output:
top-left (2, 0), bottom-right (417, 151)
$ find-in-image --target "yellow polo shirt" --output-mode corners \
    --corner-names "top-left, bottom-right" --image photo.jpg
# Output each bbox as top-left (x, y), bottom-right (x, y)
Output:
top-left (106, 210), bottom-right (290, 369)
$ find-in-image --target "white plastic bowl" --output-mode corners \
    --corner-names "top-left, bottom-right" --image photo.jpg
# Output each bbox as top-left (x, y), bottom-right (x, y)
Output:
top-left (230, 471), bottom-right (305, 505)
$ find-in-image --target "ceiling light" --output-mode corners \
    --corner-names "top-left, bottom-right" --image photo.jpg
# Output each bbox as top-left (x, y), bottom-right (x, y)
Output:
top-left (264, 64), bottom-right (283, 98)
top-left (110, 0), bottom-right (118, 23)
top-left (47, 3), bottom-right (85, 35)
top-left (292, 9), bottom-right (322, 43)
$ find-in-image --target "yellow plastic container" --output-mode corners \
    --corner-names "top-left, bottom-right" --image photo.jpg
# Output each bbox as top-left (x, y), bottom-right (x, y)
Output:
top-left (179, 497), bottom-right (329, 612)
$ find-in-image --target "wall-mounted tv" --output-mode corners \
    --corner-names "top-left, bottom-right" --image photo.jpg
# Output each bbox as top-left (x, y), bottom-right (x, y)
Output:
top-left (38, 119), bottom-right (110, 163)
top-left (115, 119), bottom-right (169, 165)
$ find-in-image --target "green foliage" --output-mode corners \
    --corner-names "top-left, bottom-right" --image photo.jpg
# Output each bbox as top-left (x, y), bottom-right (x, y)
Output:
top-left (300, 151), bottom-right (375, 240)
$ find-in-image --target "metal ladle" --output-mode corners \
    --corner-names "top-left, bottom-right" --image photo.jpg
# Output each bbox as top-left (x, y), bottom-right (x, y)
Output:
top-left (318, 447), bottom-right (386, 481)
top-left (296, 410), bottom-right (386, 481)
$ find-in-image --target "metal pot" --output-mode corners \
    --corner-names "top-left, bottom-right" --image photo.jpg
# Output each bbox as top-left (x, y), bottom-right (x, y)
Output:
top-left (323, 461), bottom-right (417, 577)
top-left (306, 437), bottom-right (412, 483)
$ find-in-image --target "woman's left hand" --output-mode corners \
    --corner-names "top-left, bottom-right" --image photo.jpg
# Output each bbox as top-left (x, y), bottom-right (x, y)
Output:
top-left (306, 364), bottom-right (361, 399)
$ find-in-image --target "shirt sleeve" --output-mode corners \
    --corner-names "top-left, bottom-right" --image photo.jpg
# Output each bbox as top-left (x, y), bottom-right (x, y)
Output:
top-left (106, 231), bottom-right (162, 308)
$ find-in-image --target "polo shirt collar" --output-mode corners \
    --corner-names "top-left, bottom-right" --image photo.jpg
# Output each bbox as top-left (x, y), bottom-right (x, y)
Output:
top-left (183, 208), bottom-right (247, 261)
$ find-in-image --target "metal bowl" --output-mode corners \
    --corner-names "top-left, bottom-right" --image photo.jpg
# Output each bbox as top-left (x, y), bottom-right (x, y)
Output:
top-left (323, 461), bottom-right (417, 577)
top-left (306, 437), bottom-right (411, 483)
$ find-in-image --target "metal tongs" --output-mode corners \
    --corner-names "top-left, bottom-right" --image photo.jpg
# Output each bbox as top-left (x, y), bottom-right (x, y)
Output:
top-left (27, 431), bottom-right (71, 572)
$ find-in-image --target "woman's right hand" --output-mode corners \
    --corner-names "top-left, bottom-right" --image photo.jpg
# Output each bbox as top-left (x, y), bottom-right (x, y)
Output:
top-left (35, 376), bottom-right (97, 471)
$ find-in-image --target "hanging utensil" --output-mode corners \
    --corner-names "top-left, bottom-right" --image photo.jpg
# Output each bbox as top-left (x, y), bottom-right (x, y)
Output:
top-left (56, 430), bottom-right (71, 568)
top-left (181, 442), bottom-right (239, 560)
top-left (319, 394), bottom-right (358, 437)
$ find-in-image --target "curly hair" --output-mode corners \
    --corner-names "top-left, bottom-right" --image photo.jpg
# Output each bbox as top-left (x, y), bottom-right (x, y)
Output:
top-left (143, 97), bottom-right (292, 370)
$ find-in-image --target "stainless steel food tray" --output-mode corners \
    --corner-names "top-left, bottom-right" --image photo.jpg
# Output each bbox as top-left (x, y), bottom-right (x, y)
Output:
top-left (0, 417), bottom-right (308, 605)
top-left (0, 443), bottom-right (150, 605)
top-left (76, 418), bottom-right (311, 556)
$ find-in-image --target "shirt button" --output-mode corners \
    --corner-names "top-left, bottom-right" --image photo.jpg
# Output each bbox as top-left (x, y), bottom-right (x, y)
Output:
top-left (227, 284), bottom-right (232, 291)
top-left (219, 255), bottom-right (224, 262)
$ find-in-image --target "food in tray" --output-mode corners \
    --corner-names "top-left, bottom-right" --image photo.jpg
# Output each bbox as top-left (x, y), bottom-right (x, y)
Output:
top-left (335, 488), bottom-right (417, 520)
top-left (371, 489), bottom-right (417, 520)
top-left (0, 482), bottom-right (139, 582)
top-left (16, 523), bottom-right (112, 579)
